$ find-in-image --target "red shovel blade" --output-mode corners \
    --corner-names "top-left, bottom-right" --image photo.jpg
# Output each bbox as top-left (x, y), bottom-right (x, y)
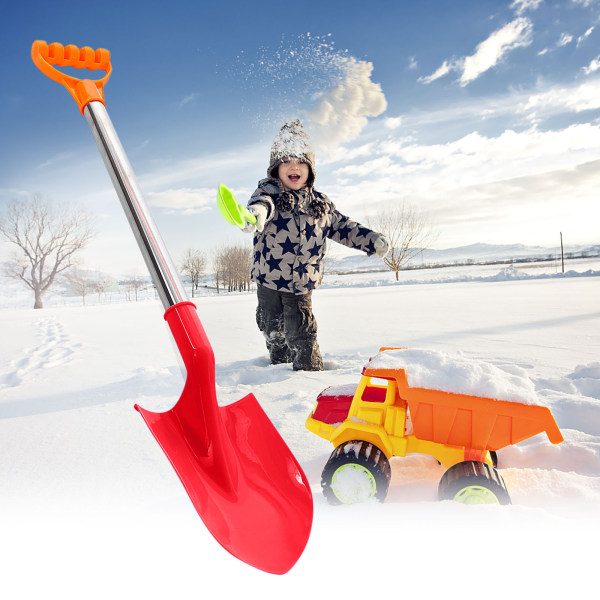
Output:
top-left (134, 302), bottom-right (313, 574)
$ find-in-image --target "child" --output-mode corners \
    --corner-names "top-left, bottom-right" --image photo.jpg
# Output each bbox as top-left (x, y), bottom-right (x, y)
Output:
top-left (243, 120), bottom-right (389, 371)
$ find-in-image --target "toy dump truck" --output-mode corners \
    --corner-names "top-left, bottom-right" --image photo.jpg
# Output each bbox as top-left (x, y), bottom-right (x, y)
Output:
top-left (306, 348), bottom-right (564, 505)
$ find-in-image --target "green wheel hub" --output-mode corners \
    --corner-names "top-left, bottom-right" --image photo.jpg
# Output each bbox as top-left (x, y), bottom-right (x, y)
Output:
top-left (453, 485), bottom-right (500, 505)
top-left (331, 463), bottom-right (377, 504)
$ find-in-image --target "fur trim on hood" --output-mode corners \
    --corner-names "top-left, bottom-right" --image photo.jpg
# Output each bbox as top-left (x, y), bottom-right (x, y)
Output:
top-left (266, 179), bottom-right (327, 219)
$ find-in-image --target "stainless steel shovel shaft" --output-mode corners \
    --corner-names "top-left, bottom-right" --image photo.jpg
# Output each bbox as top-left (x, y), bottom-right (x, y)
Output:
top-left (84, 101), bottom-right (187, 310)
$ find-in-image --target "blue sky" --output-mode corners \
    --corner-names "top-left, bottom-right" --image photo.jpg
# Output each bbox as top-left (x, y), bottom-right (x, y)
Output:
top-left (2, 0), bottom-right (600, 274)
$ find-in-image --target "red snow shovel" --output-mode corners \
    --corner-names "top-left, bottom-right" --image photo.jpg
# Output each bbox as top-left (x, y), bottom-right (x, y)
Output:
top-left (31, 41), bottom-right (312, 574)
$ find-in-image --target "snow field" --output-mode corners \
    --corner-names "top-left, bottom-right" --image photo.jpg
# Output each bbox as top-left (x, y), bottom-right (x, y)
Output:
top-left (0, 267), bottom-right (599, 598)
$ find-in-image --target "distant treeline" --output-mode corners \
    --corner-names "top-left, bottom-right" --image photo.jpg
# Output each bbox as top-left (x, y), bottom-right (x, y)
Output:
top-left (328, 248), bottom-right (600, 276)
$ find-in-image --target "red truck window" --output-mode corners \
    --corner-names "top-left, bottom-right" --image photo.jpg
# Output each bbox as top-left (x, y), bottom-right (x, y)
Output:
top-left (362, 386), bottom-right (387, 403)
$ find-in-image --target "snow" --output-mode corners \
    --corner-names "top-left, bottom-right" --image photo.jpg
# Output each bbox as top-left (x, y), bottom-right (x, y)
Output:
top-left (1, 258), bottom-right (599, 598)
top-left (319, 382), bottom-right (357, 396)
top-left (368, 348), bottom-right (539, 403)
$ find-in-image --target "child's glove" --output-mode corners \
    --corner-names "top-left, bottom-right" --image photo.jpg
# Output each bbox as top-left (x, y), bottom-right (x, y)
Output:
top-left (374, 235), bottom-right (389, 258)
top-left (242, 204), bottom-right (268, 233)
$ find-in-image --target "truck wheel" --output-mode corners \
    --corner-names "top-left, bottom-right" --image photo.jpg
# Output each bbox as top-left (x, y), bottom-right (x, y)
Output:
top-left (438, 460), bottom-right (511, 505)
top-left (321, 441), bottom-right (391, 505)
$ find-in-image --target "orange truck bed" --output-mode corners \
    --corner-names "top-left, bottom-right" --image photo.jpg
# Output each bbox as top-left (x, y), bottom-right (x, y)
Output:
top-left (365, 364), bottom-right (564, 451)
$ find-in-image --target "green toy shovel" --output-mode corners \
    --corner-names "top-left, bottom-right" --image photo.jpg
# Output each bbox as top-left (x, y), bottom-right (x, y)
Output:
top-left (217, 184), bottom-right (257, 229)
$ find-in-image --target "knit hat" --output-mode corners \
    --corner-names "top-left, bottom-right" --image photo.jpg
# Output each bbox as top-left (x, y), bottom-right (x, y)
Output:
top-left (268, 120), bottom-right (316, 186)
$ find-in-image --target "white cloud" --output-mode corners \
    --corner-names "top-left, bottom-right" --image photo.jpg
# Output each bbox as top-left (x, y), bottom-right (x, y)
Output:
top-left (521, 78), bottom-right (600, 113)
top-left (147, 187), bottom-right (215, 215)
top-left (177, 93), bottom-right (200, 108)
top-left (419, 18), bottom-right (533, 87)
top-left (307, 57), bottom-right (387, 155)
top-left (577, 26), bottom-right (594, 46)
top-left (35, 151), bottom-right (77, 170)
top-left (583, 55), bottom-right (600, 74)
top-left (367, 125), bottom-right (600, 188)
top-left (136, 144), bottom-right (265, 193)
top-left (460, 18), bottom-right (533, 85)
top-left (325, 122), bottom-right (600, 248)
top-left (0, 188), bottom-right (31, 203)
top-left (510, 0), bottom-right (544, 15)
top-left (571, 0), bottom-right (598, 7)
top-left (332, 120), bottom-right (600, 196)
top-left (384, 117), bottom-right (403, 130)
top-left (538, 26), bottom-right (593, 56)
top-left (558, 33), bottom-right (574, 47)
top-left (418, 59), bottom-right (456, 84)
top-left (319, 142), bottom-right (378, 167)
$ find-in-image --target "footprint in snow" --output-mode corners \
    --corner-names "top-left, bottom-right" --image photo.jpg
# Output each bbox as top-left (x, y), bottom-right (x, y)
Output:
top-left (0, 317), bottom-right (83, 389)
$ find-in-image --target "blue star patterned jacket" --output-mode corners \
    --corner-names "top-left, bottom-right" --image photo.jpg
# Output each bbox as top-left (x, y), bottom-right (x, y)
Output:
top-left (248, 178), bottom-right (381, 295)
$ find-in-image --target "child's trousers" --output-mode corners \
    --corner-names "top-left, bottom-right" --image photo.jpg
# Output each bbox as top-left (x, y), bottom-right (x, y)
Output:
top-left (256, 284), bottom-right (323, 371)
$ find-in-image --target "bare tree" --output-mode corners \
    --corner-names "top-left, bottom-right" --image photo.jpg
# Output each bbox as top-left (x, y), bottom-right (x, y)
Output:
top-left (180, 248), bottom-right (207, 298)
top-left (0, 195), bottom-right (95, 308)
top-left (214, 243), bottom-right (252, 292)
top-left (121, 274), bottom-right (145, 301)
top-left (321, 238), bottom-right (337, 281)
top-left (367, 203), bottom-right (437, 281)
top-left (213, 246), bottom-right (225, 294)
top-left (64, 268), bottom-right (92, 305)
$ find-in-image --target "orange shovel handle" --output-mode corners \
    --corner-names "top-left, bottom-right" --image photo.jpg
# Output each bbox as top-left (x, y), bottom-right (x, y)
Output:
top-left (31, 40), bottom-right (112, 114)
